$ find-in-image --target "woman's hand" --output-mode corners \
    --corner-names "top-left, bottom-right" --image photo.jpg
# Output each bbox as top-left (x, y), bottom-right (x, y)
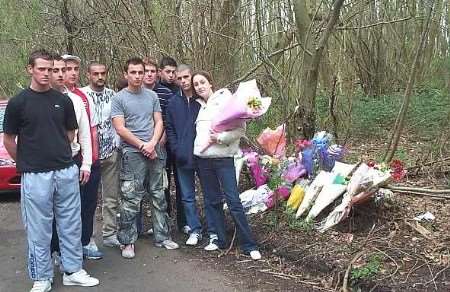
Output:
top-left (209, 132), bottom-right (219, 143)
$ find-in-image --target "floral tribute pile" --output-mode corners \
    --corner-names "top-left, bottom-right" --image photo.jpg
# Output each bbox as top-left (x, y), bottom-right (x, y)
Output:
top-left (238, 128), bottom-right (406, 232)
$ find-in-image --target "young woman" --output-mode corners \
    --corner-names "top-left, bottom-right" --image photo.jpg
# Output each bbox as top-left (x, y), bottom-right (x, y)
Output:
top-left (192, 71), bottom-right (261, 260)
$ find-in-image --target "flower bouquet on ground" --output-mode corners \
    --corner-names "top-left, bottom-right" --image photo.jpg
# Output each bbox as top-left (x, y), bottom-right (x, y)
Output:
top-left (200, 79), bottom-right (271, 153)
top-left (256, 124), bottom-right (287, 157)
top-left (299, 131), bottom-right (346, 177)
top-left (316, 160), bottom-right (397, 233)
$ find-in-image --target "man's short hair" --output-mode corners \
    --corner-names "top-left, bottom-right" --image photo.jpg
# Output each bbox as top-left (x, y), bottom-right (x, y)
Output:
top-left (53, 54), bottom-right (64, 62)
top-left (124, 57), bottom-right (145, 72)
top-left (177, 64), bottom-right (193, 74)
top-left (143, 57), bottom-right (158, 69)
top-left (159, 56), bottom-right (177, 69)
top-left (28, 49), bottom-right (53, 67)
top-left (87, 61), bottom-right (107, 73)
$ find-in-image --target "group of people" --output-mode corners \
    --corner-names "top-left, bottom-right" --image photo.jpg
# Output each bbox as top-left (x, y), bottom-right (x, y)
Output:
top-left (2, 49), bottom-right (261, 292)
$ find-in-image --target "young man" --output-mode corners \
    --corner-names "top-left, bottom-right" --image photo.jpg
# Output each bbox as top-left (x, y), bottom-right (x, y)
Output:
top-left (3, 49), bottom-right (99, 292)
top-left (167, 64), bottom-right (203, 246)
top-left (158, 56), bottom-right (179, 94)
top-left (80, 62), bottom-right (120, 248)
top-left (49, 56), bottom-right (92, 261)
top-left (111, 57), bottom-right (179, 259)
top-left (63, 54), bottom-right (103, 259)
top-left (51, 57), bottom-right (92, 184)
top-left (143, 57), bottom-right (188, 234)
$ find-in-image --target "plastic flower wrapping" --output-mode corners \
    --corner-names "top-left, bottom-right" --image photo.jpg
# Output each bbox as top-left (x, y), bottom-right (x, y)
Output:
top-left (200, 80), bottom-right (271, 153)
top-left (316, 162), bottom-right (393, 233)
top-left (211, 79), bottom-right (271, 132)
top-left (256, 124), bottom-right (287, 157)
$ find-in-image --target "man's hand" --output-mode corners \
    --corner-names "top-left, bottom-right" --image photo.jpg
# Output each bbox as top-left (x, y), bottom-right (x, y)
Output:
top-left (141, 141), bottom-right (157, 159)
top-left (159, 132), bottom-right (167, 146)
top-left (80, 170), bottom-right (90, 185)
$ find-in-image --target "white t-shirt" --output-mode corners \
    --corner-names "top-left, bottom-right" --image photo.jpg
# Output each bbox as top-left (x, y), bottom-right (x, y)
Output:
top-left (81, 86), bottom-right (117, 160)
top-left (65, 90), bottom-right (92, 171)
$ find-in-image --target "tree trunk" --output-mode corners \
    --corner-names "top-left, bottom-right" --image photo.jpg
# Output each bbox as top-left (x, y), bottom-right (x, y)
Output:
top-left (384, 1), bottom-right (434, 163)
top-left (295, 0), bottom-right (345, 139)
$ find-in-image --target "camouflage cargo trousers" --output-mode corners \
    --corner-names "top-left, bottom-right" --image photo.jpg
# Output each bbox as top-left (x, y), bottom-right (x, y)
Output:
top-left (117, 148), bottom-right (170, 245)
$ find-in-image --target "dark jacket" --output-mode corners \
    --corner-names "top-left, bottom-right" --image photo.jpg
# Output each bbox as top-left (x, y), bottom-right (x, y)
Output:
top-left (166, 94), bottom-right (201, 169)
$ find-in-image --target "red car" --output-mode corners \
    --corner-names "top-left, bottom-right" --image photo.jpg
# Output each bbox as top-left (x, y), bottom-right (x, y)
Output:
top-left (0, 100), bottom-right (20, 192)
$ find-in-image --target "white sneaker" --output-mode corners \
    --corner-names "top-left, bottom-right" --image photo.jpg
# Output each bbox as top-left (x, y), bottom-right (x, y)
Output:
top-left (30, 280), bottom-right (51, 292)
top-left (250, 250), bottom-right (262, 260)
top-left (181, 225), bottom-right (191, 235)
top-left (145, 228), bottom-right (154, 235)
top-left (155, 239), bottom-right (179, 250)
top-left (87, 241), bottom-right (99, 251)
top-left (121, 244), bottom-right (135, 259)
top-left (63, 269), bottom-right (99, 287)
top-left (204, 235), bottom-right (219, 251)
top-left (186, 232), bottom-right (202, 246)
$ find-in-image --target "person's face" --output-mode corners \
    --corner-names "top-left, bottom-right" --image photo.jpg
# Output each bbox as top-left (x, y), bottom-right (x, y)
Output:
top-left (143, 64), bottom-right (157, 87)
top-left (176, 69), bottom-right (192, 92)
top-left (159, 65), bottom-right (176, 84)
top-left (88, 64), bottom-right (107, 89)
top-left (192, 74), bottom-right (213, 99)
top-left (50, 60), bottom-right (66, 89)
top-left (65, 60), bottom-right (80, 87)
top-left (27, 58), bottom-right (53, 87)
top-left (125, 63), bottom-right (145, 88)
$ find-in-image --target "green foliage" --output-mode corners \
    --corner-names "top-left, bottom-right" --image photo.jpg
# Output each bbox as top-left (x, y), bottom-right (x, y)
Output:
top-left (351, 254), bottom-right (383, 282)
top-left (0, 0), bottom-right (42, 96)
top-left (262, 210), bottom-right (279, 230)
top-left (267, 174), bottom-right (283, 191)
top-left (314, 86), bottom-right (450, 140)
top-left (283, 204), bottom-right (314, 232)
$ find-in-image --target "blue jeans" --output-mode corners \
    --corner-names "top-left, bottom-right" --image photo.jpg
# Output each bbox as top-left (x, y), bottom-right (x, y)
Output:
top-left (21, 165), bottom-right (82, 280)
top-left (196, 157), bottom-right (257, 253)
top-left (176, 166), bottom-right (201, 233)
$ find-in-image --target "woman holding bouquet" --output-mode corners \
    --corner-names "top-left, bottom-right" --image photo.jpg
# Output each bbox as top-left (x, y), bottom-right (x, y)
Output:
top-left (192, 71), bottom-right (261, 260)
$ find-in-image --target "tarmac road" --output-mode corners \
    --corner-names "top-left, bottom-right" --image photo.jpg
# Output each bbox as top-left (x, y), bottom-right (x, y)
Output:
top-left (0, 193), bottom-right (239, 292)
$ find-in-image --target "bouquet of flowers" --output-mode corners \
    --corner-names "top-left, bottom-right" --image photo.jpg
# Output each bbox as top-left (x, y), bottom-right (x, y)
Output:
top-left (211, 79), bottom-right (271, 131)
top-left (200, 79), bottom-right (271, 152)
top-left (256, 124), bottom-right (287, 157)
top-left (316, 161), bottom-right (394, 232)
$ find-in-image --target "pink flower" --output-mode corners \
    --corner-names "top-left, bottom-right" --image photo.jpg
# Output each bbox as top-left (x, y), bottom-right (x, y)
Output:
top-left (294, 139), bottom-right (312, 152)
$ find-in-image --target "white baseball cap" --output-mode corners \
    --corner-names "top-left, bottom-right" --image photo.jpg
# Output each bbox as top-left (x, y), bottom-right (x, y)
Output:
top-left (62, 54), bottom-right (81, 63)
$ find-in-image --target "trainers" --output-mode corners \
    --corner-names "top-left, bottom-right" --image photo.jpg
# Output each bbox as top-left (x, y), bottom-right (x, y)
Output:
top-left (155, 239), bottom-right (179, 250)
top-left (103, 236), bottom-right (120, 248)
top-left (204, 235), bottom-right (219, 251)
top-left (82, 245), bottom-right (103, 260)
top-left (121, 244), bottom-right (135, 259)
top-left (181, 225), bottom-right (191, 235)
top-left (186, 232), bottom-right (202, 246)
top-left (30, 280), bottom-right (51, 292)
top-left (145, 228), bottom-right (154, 235)
top-left (250, 250), bottom-right (262, 260)
top-left (86, 240), bottom-right (99, 252)
top-left (63, 269), bottom-right (99, 287)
